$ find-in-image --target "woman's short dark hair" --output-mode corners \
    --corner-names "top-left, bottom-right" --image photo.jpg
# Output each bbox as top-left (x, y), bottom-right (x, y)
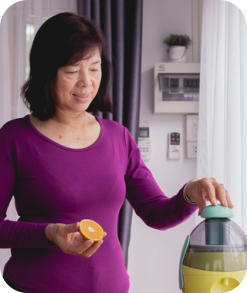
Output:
top-left (21, 12), bottom-right (112, 121)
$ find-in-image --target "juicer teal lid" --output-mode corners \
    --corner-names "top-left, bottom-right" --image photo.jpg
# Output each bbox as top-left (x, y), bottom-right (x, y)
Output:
top-left (201, 204), bottom-right (233, 219)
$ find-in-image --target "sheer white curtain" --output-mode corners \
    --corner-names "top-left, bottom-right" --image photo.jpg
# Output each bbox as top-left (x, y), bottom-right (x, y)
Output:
top-left (197, 0), bottom-right (247, 231)
top-left (0, 0), bottom-right (77, 273)
top-left (0, 1), bottom-right (27, 127)
top-left (0, 0), bottom-right (77, 128)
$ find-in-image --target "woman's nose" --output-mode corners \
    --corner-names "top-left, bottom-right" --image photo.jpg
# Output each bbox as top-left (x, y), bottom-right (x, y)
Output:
top-left (77, 70), bottom-right (90, 87)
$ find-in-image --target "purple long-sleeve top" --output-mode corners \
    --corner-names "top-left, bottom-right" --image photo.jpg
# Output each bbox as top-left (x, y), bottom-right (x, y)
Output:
top-left (0, 115), bottom-right (197, 293)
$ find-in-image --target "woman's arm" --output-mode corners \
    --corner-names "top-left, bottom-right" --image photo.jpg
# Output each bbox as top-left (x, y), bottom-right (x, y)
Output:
top-left (0, 128), bottom-right (53, 248)
top-left (124, 127), bottom-right (233, 230)
top-left (126, 184), bottom-right (198, 230)
top-left (124, 127), bottom-right (197, 230)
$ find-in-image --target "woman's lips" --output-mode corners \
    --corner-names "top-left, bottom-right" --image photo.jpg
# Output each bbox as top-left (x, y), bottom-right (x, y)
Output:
top-left (73, 93), bottom-right (91, 103)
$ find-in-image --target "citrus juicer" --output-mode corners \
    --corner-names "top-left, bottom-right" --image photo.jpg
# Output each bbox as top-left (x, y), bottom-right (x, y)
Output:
top-left (179, 205), bottom-right (247, 293)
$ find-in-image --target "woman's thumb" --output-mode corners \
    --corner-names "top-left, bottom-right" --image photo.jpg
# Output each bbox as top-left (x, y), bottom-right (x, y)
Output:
top-left (64, 222), bottom-right (79, 233)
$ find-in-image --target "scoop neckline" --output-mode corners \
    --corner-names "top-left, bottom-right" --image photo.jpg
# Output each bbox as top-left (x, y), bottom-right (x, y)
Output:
top-left (25, 114), bottom-right (103, 152)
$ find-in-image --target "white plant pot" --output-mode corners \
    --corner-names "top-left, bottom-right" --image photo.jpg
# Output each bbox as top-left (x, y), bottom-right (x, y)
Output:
top-left (168, 46), bottom-right (187, 62)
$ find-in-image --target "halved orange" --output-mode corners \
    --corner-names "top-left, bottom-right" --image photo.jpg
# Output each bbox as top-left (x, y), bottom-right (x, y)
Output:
top-left (79, 219), bottom-right (104, 241)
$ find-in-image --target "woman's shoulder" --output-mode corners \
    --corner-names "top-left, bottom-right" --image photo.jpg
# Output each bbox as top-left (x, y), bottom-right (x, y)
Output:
top-left (0, 116), bottom-right (29, 154)
top-left (96, 115), bottom-right (126, 132)
top-left (1, 115), bottom-right (29, 138)
top-left (96, 116), bottom-right (137, 143)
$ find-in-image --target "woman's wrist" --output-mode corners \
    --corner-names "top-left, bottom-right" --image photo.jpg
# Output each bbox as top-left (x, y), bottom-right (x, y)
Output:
top-left (183, 191), bottom-right (197, 204)
top-left (183, 180), bottom-right (197, 205)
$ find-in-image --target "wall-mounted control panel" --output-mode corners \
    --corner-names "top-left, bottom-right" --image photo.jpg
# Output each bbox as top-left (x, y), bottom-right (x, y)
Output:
top-left (154, 62), bottom-right (200, 113)
top-left (186, 114), bottom-right (198, 159)
top-left (168, 132), bottom-right (181, 160)
top-left (138, 127), bottom-right (151, 162)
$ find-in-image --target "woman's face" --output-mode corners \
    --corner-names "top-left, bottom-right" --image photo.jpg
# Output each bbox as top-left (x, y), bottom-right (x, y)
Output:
top-left (52, 47), bottom-right (102, 114)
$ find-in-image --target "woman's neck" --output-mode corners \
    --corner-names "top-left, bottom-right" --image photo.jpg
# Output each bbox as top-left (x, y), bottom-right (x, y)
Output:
top-left (49, 111), bottom-right (91, 131)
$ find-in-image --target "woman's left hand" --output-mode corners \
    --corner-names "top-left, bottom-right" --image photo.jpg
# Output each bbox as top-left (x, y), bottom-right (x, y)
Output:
top-left (184, 177), bottom-right (234, 215)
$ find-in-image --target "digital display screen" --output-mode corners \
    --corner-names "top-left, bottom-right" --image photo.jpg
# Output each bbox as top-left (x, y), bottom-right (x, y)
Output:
top-left (139, 127), bottom-right (149, 138)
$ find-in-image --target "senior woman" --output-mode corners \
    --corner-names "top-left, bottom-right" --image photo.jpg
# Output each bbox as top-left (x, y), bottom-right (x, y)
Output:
top-left (0, 12), bottom-right (233, 293)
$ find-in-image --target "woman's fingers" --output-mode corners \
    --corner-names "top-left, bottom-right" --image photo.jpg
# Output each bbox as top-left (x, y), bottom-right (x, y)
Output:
top-left (80, 240), bottom-right (103, 258)
top-left (198, 178), bottom-right (234, 208)
top-left (63, 222), bottom-right (80, 234)
top-left (186, 177), bottom-right (234, 214)
top-left (213, 183), bottom-right (228, 206)
top-left (197, 189), bottom-right (207, 215)
top-left (225, 189), bottom-right (234, 208)
top-left (78, 231), bottom-right (107, 257)
top-left (201, 179), bottom-right (217, 205)
top-left (80, 239), bottom-right (94, 252)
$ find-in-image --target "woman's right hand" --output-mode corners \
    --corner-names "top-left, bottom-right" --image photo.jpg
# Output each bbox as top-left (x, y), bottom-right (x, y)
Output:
top-left (45, 222), bottom-right (105, 258)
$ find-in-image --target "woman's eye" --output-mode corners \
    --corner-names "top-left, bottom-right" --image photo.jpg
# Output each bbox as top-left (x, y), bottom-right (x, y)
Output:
top-left (66, 71), bottom-right (78, 74)
top-left (90, 68), bottom-right (99, 72)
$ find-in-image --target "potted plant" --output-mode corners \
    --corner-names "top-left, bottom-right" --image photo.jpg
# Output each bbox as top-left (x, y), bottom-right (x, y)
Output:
top-left (163, 34), bottom-right (191, 62)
